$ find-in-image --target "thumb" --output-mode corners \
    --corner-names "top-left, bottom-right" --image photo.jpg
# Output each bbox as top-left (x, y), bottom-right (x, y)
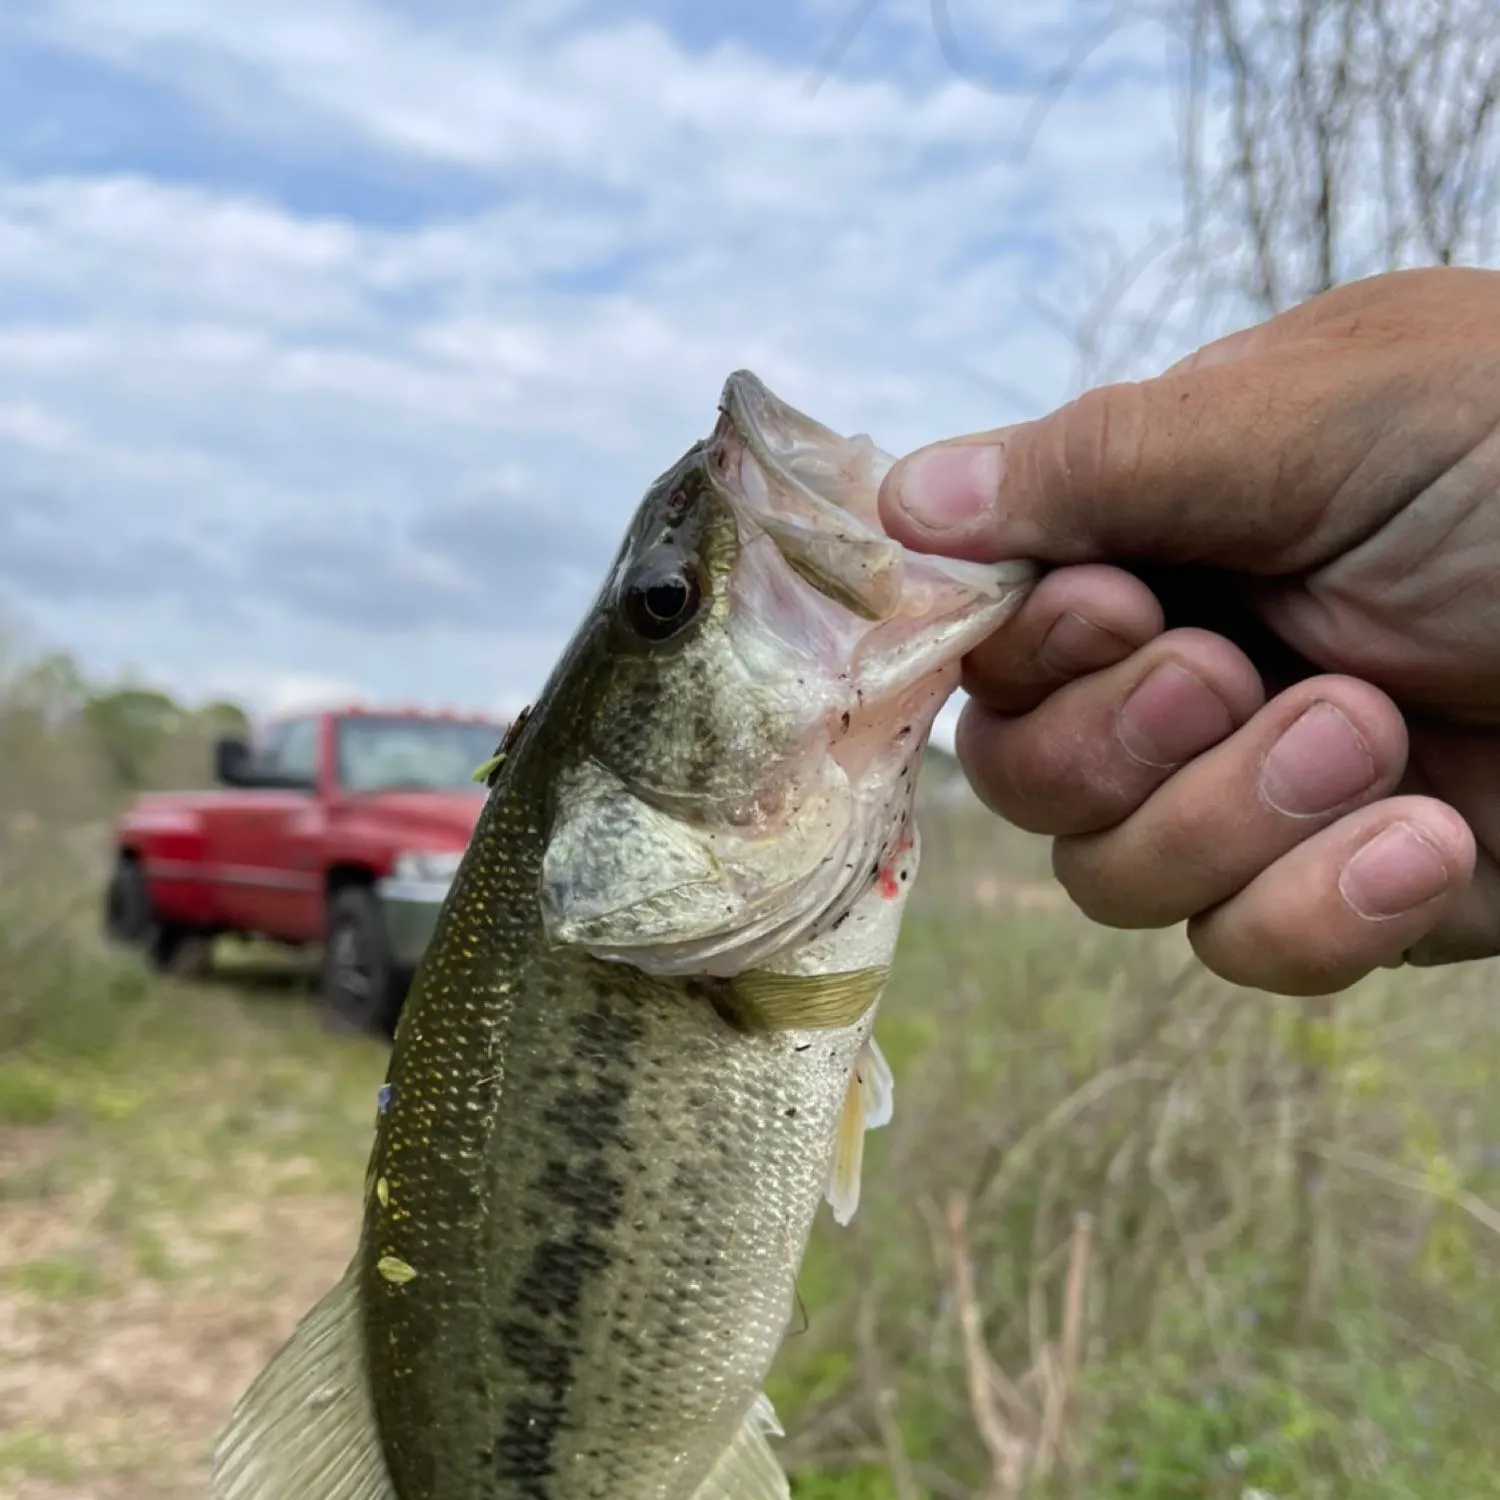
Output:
top-left (876, 349), bottom-right (1427, 576)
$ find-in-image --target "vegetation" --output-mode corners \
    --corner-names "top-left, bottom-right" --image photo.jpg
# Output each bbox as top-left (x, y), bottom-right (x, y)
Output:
top-left (2, 632), bottom-right (1499, 1500)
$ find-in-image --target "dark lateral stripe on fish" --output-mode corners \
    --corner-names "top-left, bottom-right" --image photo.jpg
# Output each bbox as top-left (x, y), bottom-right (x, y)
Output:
top-left (486, 993), bottom-right (646, 1497)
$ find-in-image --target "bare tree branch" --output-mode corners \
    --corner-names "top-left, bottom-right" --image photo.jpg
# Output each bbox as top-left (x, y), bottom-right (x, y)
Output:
top-left (1175, 0), bottom-right (1500, 318)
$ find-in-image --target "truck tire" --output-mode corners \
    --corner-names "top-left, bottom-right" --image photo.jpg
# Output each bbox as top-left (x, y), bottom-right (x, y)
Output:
top-left (147, 922), bottom-right (200, 974)
top-left (104, 856), bottom-right (153, 946)
top-left (322, 886), bottom-right (408, 1039)
top-left (105, 855), bottom-right (200, 974)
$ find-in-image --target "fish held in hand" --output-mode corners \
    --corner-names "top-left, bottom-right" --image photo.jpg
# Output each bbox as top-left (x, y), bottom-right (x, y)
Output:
top-left (210, 372), bottom-right (1035, 1500)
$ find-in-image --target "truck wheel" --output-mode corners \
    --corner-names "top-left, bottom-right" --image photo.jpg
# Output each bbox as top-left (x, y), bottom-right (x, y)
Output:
top-left (104, 856), bottom-right (153, 946)
top-left (106, 858), bottom-right (201, 973)
top-left (323, 887), bottom-right (408, 1038)
top-left (148, 922), bottom-right (200, 974)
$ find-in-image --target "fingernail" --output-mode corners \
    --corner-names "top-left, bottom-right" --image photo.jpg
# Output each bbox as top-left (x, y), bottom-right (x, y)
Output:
top-left (1117, 662), bottom-right (1235, 768)
top-left (1040, 612), bottom-right (1133, 676)
top-left (893, 443), bottom-right (1001, 531)
top-left (1260, 703), bottom-right (1374, 816)
top-left (1339, 822), bottom-right (1450, 919)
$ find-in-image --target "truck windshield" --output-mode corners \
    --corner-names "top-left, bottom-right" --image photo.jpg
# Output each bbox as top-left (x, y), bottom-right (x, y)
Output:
top-left (335, 716), bottom-right (505, 794)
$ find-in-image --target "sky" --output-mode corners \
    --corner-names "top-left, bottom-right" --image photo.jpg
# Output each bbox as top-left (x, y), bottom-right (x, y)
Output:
top-left (0, 0), bottom-right (1198, 742)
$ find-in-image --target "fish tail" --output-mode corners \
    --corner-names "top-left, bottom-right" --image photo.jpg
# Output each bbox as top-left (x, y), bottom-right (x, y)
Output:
top-left (210, 1263), bottom-right (396, 1500)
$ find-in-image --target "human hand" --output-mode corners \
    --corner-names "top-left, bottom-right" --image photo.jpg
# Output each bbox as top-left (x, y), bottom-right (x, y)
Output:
top-left (878, 266), bottom-right (1500, 995)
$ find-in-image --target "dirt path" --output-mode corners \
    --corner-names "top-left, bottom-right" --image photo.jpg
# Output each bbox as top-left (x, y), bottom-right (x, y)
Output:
top-left (1, 1120), bottom-right (360, 1500)
top-left (0, 969), bottom-right (385, 1500)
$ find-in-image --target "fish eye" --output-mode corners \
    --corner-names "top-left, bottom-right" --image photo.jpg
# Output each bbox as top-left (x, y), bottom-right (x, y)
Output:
top-left (623, 569), bottom-right (703, 641)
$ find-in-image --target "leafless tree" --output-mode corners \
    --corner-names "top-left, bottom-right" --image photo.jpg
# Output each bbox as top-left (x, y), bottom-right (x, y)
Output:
top-left (1179, 0), bottom-right (1500, 308)
top-left (1043, 0), bottom-right (1500, 384)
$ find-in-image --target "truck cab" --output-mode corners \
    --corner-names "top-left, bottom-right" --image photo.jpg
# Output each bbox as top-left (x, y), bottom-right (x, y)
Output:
top-left (104, 705), bottom-right (508, 1035)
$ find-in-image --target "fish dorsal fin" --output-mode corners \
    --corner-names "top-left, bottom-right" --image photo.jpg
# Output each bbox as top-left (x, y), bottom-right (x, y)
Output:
top-left (210, 1263), bottom-right (395, 1500)
top-left (689, 1392), bottom-right (790, 1500)
top-left (825, 1036), bottom-right (894, 1227)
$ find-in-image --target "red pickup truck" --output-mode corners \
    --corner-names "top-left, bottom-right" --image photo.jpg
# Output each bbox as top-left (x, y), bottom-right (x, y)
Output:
top-left (103, 705), bottom-right (507, 1035)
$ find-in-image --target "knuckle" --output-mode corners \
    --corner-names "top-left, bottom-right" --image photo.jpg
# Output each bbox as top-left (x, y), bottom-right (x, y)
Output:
top-left (1056, 790), bottom-right (1238, 929)
top-left (1051, 837), bottom-right (1167, 929)
top-left (1002, 728), bottom-right (1138, 836)
top-left (1037, 381), bottom-right (1164, 550)
top-left (1189, 908), bottom-right (1363, 997)
top-left (960, 651), bottom-right (1053, 717)
top-left (1057, 384), bottom-right (1147, 498)
top-left (1004, 723), bottom-right (1085, 804)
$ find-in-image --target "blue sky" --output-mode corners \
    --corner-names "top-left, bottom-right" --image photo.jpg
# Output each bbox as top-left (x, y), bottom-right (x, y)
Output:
top-left (0, 0), bottom-right (1194, 735)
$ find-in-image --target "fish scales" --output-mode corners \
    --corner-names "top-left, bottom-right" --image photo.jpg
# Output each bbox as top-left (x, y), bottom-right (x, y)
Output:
top-left (365, 687), bottom-right (872, 1499)
top-left (210, 372), bottom-right (1036, 1500)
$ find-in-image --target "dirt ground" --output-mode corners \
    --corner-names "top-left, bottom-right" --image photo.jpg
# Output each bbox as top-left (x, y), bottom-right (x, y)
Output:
top-left (0, 972), bottom-right (385, 1500)
top-left (1, 1172), bottom-right (356, 1500)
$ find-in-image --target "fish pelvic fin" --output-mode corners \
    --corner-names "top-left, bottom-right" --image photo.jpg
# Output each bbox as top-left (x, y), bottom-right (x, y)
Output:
top-left (826, 1036), bottom-right (894, 1227)
top-left (689, 1392), bottom-right (790, 1500)
top-left (210, 1262), bottom-right (395, 1500)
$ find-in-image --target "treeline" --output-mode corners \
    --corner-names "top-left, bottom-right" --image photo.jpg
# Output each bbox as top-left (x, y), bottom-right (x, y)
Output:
top-left (1, 631), bottom-right (252, 827)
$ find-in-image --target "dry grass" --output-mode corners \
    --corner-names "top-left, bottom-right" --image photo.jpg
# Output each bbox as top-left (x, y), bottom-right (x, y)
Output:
top-left (767, 801), bottom-right (1500, 1498)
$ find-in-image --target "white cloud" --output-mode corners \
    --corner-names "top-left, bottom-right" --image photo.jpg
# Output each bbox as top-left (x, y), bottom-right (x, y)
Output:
top-left (0, 0), bottom-right (1189, 721)
top-left (168, 665), bottom-right (372, 718)
top-left (0, 399), bottom-right (75, 450)
top-left (22, 0), bottom-right (1020, 173)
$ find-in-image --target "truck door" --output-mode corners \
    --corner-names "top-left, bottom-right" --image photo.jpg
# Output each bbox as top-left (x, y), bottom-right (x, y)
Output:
top-left (205, 716), bottom-right (325, 941)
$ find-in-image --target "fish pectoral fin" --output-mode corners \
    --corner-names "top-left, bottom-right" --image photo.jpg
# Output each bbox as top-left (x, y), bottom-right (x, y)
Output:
top-left (718, 966), bottom-right (888, 1033)
top-left (211, 1262), bottom-right (395, 1500)
top-left (857, 1034), bottom-right (894, 1129)
top-left (825, 1036), bottom-right (895, 1227)
top-left (689, 1391), bottom-right (789, 1500)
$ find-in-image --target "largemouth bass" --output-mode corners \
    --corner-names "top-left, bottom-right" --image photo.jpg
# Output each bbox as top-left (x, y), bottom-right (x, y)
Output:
top-left (211, 373), bottom-right (1035, 1500)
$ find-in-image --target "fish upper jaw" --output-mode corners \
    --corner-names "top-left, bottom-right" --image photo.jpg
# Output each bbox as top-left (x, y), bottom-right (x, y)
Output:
top-left (711, 368), bottom-right (1035, 632)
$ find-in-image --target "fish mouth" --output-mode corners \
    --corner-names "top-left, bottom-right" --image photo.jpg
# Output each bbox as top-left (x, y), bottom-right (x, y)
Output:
top-left (707, 370), bottom-right (1035, 708)
top-left (535, 376), bottom-right (1037, 983)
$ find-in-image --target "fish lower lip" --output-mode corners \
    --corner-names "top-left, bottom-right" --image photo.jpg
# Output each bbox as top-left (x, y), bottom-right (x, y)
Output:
top-left (850, 587), bottom-right (1031, 705)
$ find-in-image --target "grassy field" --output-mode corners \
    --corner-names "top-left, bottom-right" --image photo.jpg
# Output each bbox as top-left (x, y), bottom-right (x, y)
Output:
top-left (4, 771), bottom-right (1500, 1498)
